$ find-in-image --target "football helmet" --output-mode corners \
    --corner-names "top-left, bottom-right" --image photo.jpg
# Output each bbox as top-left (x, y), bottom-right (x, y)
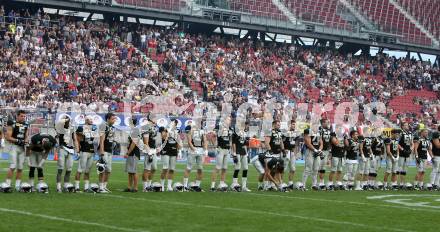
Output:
top-left (230, 183), bottom-right (241, 192)
top-left (426, 183), bottom-right (433, 191)
top-left (376, 181), bottom-right (384, 190)
top-left (189, 182), bottom-right (202, 192)
top-left (151, 182), bottom-right (163, 192)
top-left (173, 182), bottom-right (184, 192)
top-left (0, 182), bottom-right (12, 193)
top-left (96, 162), bottom-right (106, 174)
top-left (295, 182), bottom-right (304, 190)
top-left (279, 183), bottom-right (289, 192)
top-left (37, 182), bottom-right (49, 193)
top-left (90, 183), bottom-right (99, 193)
top-left (405, 183), bottom-right (413, 191)
top-left (64, 183), bottom-right (76, 193)
top-left (217, 183), bottom-right (229, 192)
top-left (20, 183), bottom-right (32, 193)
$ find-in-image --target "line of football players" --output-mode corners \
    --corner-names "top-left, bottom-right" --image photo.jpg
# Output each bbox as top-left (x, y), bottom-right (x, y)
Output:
top-left (1, 110), bottom-right (440, 193)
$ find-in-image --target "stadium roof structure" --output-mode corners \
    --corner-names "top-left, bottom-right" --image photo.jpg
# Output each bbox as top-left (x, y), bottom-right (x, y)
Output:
top-left (8, 0), bottom-right (440, 60)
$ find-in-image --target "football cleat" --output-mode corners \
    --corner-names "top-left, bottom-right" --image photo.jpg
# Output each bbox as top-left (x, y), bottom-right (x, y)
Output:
top-left (362, 185), bottom-right (369, 191)
top-left (20, 183), bottom-right (33, 193)
top-left (173, 182), bottom-right (184, 192)
top-left (375, 181), bottom-right (384, 190)
top-left (257, 186), bottom-right (264, 191)
top-left (391, 184), bottom-right (399, 191)
top-left (405, 183), bottom-right (413, 191)
top-left (319, 184), bottom-right (327, 191)
top-left (287, 184), bottom-right (294, 190)
top-left (151, 182), bottom-right (163, 192)
top-left (311, 185), bottom-right (319, 191)
top-left (98, 188), bottom-right (110, 193)
top-left (327, 185), bottom-right (335, 191)
top-left (230, 183), bottom-right (242, 192)
top-left (242, 187), bottom-right (252, 192)
top-left (64, 183), bottom-right (76, 193)
top-left (209, 187), bottom-right (216, 192)
top-left (36, 182), bottom-right (49, 193)
top-left (433, 185), bottom-right (438, 191)
top-left (0, 182), bottom-right (12, 193)
top-left (189, 182), bottom-right (202, 192)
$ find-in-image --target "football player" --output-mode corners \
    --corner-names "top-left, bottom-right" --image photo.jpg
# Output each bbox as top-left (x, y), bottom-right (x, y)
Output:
top-left (359, 135), bottom-right (373, 190)
top-left (231, 121), bottom-right (251, 192)
top-left (98, 113), bottom-right (118, 193)
top-left (27, 132), bottom-right (56, 189)
top-left (211, 116), bottom-right (233, 191)
top-left (301, 126), bottom-right (323, 190)
top-left (413, 128), bottom-right (431, 190)
top-left (141, 116), bottom-right (159, 192)
top-left (159, 126), bottom-right (180, 192)
top-left (251, 152), bottom-right (284, 190)
top-left (328, 132), bottom-right (345, 190)
top-left (283, 120), bottom-right (300, 190)
top-left (124, 118), bottom-right (141, 192)
top-left (398, 122), bottom-right (413, 189)
top-left (74, 116), bottom-right (98, 192)
top-left (4, 110), bottom-right (29, 191)
top-left (430, 126), bottom-right (440, 189)
top-left (344, 130), bottom-right (362, 190)
top-left (384, 129), bottom-right (400, 190)
top-left (318, 119), bottom-right (332, 190)
top-left (265, 120), bottom-right (285, 158)
top-left (370, 134), bottom-right (385, 188)
top-left (183, 123), bottom-right (208, 190)
top-left (55, 116), bottom-right (77, 192)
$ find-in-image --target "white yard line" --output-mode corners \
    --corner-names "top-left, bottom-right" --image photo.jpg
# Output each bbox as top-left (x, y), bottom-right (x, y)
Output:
top-left (0, 207), bottom-right (149, 232)
top-left (99, 194), bottom-right (415, 232)
top-left (245, 192), bottom-right (440, 213)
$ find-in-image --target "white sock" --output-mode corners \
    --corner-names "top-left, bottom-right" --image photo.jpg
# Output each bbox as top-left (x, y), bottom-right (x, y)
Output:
top-left (167, 179), bottom-right (173, 190)
top-left (75, 181), bottom-right (80, 189)
top-left (143, 182), bottom-right (148, 189)
top-left (258, 182), bottom-right (263, 188)
top-left (183, 178), bottom-right (189, 187)
top-left (242, 178), bottom-right (247, 189)
top-left (195, 180), bottom-right (201, 186)
top-left (220, 181), bottom-right (225, 186)
top-left (29, 178), bottom-right (34, 187)
top-left (99, 183), bottom-right (104, 189)
top-left (420, 182), bottom-right (424, 187)
top-left (384, 182), bottom-right (388, 187)
top-left (355, 181), bottom-right (361, 188)
top-left (328, 181), bottom-right (333, 186)
top-left (312, 175), bottom-right (317, 186)
top-left (392, 181), bottom-right (397, 186)
top-left (147, 180), bottom-right (152, 187)
top-left (57, 182), bottom-right (62, 190)
top-left (336, 181), bottom-right (342, 186)
top-left (233, 178), bottom-right (238, 184)
top-left (302, 174), bottom-right (308, 187)
top-left (104, 182), bottom-right (108, 188)
top-left (211, 182), bottom-right (216, 188)
top-left (319, 179), bottom-right (324, 185)
top-left (5, 179), bottom-right (11, 186)
top-left (161, 179), bottom-right (165, 188)
top-left (84, 181), bottom-right (90, 190)
top-left (288, 181), bottom-right (294, 186)
top-left (15, 179), bottom-right (21, 189)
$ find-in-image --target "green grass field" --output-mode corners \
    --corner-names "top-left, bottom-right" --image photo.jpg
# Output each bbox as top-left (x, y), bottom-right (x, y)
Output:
top-left (1, 160), bottom-right (440, 232)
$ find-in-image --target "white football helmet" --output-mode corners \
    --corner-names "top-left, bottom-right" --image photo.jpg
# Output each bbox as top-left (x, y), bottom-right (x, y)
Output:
top-left (405, 183), bottom-right (413, 190)
top-left (20, 183), bottom-right (32, 193)
top-left (217, 183), bottom-right (228, 192)
top-left (189, 182), bottom-right (202, 192)
top-left (64, 183), bottom-right (76, 193)
top-left (279, 183), bottom-right (289, 192)
top-left (37, 182), bottom-right (49, 193)
top-left (96, 162), bottom-right (106, 174)
top-left (376, 181), bottom-right (384, 189)
top-left (0, 182), bottom-right (12, 193)
top-left (295, 182), bottom-right (304, 190)
top-left (230, 183), bottom-right (241, 192)
top-left (173, 182), bottom-right (184, 192)
top-left (151, 182), bottom-right (162, 192)
top-left (90, 183), bottom-right (99, 193)
top-left (426, 183), bottom-right (433, 191)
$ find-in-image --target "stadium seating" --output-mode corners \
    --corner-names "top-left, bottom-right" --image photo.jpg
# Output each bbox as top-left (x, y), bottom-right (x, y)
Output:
top-left (113, 0), bottom-right (186, 11)
top-left (349, 0), bottom-right (432, 46)
top-left (229, 0), bottom-right (287, 20)
top-left (397, 0), bottom-right (440, 40)
top-left (282, 0), bottom-right (352, 31)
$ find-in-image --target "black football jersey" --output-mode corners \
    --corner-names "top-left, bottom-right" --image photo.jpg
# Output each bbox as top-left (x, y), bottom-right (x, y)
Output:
top-left (414, 136), bottom-right (429, 159)
top-left (385, 138), bottom-right (399, 157)
top-left (399, 130), bottom-right (413, 157)
top-left (346, 138), bottom-right (360, 160)
top-left (269, 129), bottom-right (283, 154)
top-left (7, 120), bottom-right (29, 146)
top-left (283, 130), bottom-right (299, 150)
top-left (362, 137), bottom-right (373, 158)
top-left (432, 132), bottom-right (440, 157)
top-left (372, 136), bottom-right (384, 156)
top-left (76, 124), bottom-right (98, 153)
top-left (217, 126), bottom-right (233, 149)
top-left (30, 133), bottom-right (57, 152)
top-left (320, 127), bottom-right (332, 151)
top-left (233, 130), bottom-right (249, 155)
top-left (304, 128), bottom-right (321, 150)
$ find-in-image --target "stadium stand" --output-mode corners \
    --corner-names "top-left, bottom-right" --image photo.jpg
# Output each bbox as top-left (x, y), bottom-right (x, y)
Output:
top-left (397, 0), bottom-right (440, 40)
top-left (0, 5), bottom-right (438, 127)
top-left (349, 0), bottom-right (432, 46)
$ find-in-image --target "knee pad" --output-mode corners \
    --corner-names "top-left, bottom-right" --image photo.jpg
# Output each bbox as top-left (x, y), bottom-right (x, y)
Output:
top-left (400, 171), bottom-right (406, 176)
top-left (29, 167), bottom-right (35, 178)
top-left (37, 168), bottom-right (44, 178)
top-left (242, 170), bottom-right (248, 178)
top-left (319, 170), bottom-right (325, 174)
